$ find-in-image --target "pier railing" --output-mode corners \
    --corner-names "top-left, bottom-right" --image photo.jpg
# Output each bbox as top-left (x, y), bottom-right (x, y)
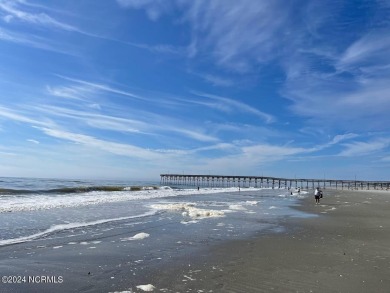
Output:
top-left (160, 174), bottom-right (390, 190)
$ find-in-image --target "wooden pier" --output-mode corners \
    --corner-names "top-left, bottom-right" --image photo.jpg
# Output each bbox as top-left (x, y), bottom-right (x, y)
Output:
top-left (160, 174), bottom-right (390, 190)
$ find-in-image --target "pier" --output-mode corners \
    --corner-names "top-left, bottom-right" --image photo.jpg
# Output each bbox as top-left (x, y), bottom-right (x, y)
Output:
top-left (160, 174), bottom-right (390, 190)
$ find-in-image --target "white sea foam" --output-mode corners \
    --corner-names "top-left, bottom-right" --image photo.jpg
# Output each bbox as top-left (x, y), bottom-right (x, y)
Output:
top-left (0, 210), bottom-right (156, 247)
top-left (229, 204), bottom-right (246, 211)
top-left (180, 220), bottom-right (198, 225)
top-left (121, 232), bottom-right (150, 241)
top-left (151, 203), bottom-right (224, 219)
top-left (136, 284), bottom-right (155, 291)
top-left (0, 186), bottom-right (263, 213)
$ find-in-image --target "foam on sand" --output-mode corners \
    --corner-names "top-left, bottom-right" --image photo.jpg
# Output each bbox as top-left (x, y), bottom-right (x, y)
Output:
top-left (151, 203), bottom-right (224, 219)
top-left (136, 284), bottom-right (155, 291)
top-left (121, 232), bottom-right (150, 241)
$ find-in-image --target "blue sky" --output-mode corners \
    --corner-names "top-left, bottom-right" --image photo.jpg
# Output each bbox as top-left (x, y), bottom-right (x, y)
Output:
top-left (1, 0), bottom-right (390, 181)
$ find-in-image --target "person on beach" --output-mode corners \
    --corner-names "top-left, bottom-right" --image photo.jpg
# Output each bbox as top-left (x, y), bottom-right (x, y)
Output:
top-left (314, 187), bottom-right (320, 204)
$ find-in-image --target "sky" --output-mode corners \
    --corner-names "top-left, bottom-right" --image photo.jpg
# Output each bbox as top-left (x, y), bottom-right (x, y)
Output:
top-left (1, 0), bottom-right (390, 181)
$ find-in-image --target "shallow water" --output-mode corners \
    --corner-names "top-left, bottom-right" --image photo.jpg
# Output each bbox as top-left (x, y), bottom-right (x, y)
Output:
top-left (0, 179), bottom-right (314, 292)
top-left (1, 177), bottom-right (310, 247)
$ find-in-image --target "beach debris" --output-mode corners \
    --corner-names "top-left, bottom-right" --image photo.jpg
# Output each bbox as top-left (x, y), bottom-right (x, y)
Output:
top-left (136, 284), bottom-right (155, 291)
top-left (183, 275), bottom-right (196, 281)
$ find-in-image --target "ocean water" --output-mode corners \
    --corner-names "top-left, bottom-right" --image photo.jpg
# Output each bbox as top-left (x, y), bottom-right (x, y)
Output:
top-left (0, 177), bottom-right (316, 292)
top-left (0, 177), bottom-right (310, 248)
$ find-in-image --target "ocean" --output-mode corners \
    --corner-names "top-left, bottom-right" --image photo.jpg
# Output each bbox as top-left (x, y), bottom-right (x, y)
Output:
top-left (0, 177), bottom-right (312, 292)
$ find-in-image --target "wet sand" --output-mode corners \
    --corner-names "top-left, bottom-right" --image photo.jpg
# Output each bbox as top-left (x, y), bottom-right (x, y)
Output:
top-left (152, 189), bottom-right (390, 292)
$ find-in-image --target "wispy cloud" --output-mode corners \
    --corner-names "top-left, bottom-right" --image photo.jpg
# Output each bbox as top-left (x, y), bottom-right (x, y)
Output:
top-left (192, 92), bottom-right (275, 123)
top-left (37, 102), bottom-right (219, 143)
top-left (196, 142), bottom-right (311, 174)
top-left (55, 76), bottom-right (146, 101)
top-left (0, 27), bottom-right (77, 55)
top-left (46, 85), bottom-right (96, 100)
top-left (38, 127), bottom-right (163, 160)
top-left (195, 73), bottom-right (235, 87)
top-left (38, 105), bottom-right (148, 134)
top-left (338, 32), bottom-right (390, 71)
top-left (116, 0), bottom-right (173, 21)
top-left (0, 0), bottom-right (77, 31)
top-left (0, 105), bottom-right (53, 127)
top-left (116, 1), bottom-right (291, 72)
top-left (0, 0), bottom-right (131, 47)
top-left (27, 139), bottom-right (39, 144)
top-left (169, 128), bottom-right (218, 143)
top-left (181, 1), bottom-right (290, 72)
top-left (338, 138), bottom-right (390, 157)
top-left (329, 133), bottom-right (359, 145)
top-left (130, 42), bottom-right (186, 55)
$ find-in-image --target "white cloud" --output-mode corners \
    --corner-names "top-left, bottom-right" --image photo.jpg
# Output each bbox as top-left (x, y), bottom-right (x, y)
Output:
top-left (338, 32), bottom-right (390, 71)
top-left (180, 0), bottom-right (289, 72)
top-left (38, 127), bottom-right (163, 160)
top-left (169, 128), bottom-right (218, 143)
top-left (0, 0), bottom-right (77, 31)
top-left (130, 42), bottom-right (186, 55)
top-left (196, 73), bottom-right (235, 87)
top-left (338, 139), bottom-right (390, 157)
top-left (46, 85), bottom-right (95, 100)
top-left (116, 0), bottom-right (173, 21)
top-left (55, 76), bottom-right (146, 101)
top-left (27, 139), bottom-right (39, 144)
top-left (37, 103), bottom-right (218, 143)
top-left (0, 105), bottom-right (52, 127)
top-left (116, 0), bottom-right (290, 72)
top-left (196, 142), bottom-right (311, 174)
top-left (330, 133), bottom-right (359, 145)
top-left (37, 105), bottom-right (148, 134)
top-left (0, 27), bottom-right (76, 55)
top-left (193, 92), bottom-right (274, 123)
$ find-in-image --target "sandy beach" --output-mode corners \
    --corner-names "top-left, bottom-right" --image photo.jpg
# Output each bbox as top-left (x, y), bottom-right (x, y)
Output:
top-left (1, 189), bottom-right (390, 292)
top-left (149, 189), bottom-right (390, 292)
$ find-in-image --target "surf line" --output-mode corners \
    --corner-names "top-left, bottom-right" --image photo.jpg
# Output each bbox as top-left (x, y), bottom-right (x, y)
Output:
top-left (0, 210), bottom-right (156, 247)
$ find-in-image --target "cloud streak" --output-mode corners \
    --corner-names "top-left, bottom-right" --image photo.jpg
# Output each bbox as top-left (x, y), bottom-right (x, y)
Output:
top-left (0, 0), bottom-right (77, 31)
top-left (193, 92), bottom-right (275, 123)
top-left (39, 127), bottom-right (163, 160)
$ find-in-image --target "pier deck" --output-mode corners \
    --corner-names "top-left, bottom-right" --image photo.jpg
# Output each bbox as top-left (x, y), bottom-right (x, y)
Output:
top-left (160, 174), bottom-right (390, 190)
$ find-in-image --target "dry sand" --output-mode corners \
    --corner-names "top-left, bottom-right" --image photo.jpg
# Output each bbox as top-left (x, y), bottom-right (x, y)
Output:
top-left (154, 189), bottom-right (390, 292)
